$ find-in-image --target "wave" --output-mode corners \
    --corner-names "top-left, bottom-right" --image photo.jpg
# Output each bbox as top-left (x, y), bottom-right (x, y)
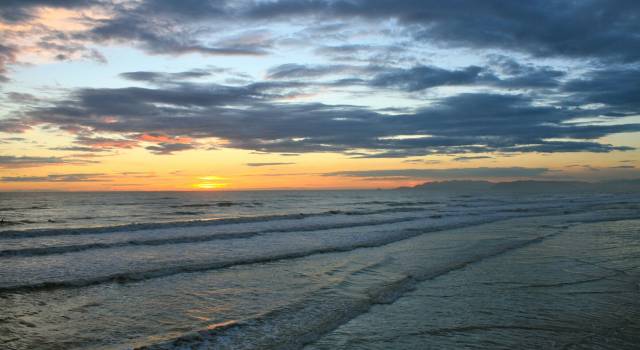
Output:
top-left (0, 219), bottom-right (38, 227)
top-left (171, 211), bottom-right (205, 216)
top-left (0, 207), bottom-right (429, 239)
top-left (0, 216), bottom-right (511, 293)
top-left (386, 201), bottom-right (442, 207)
top-left (0, 205), bottom-right (49, 212)
top-left (170, 203), bottom-right (217, 208)
top-left (343, 200), bottom-right (442, 207)
top-left (136, 231), bottom-right (562, 350)
top-left (169, 201), bottom-right (261, 208)
top-left (2, 203), bottom-right (638, 293)
top-left (0, 216), bottom-right (424, 258)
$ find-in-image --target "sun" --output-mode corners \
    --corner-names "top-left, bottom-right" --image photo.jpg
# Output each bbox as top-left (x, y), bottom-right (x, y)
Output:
top-left (193, 183), bottom-right (228, 189)
top-left (193, 176), bottom-right (229, 189)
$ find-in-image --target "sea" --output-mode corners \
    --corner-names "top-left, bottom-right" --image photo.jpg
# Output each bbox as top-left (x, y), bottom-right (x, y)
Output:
top-left (0, 190), bottom-right (639, 349)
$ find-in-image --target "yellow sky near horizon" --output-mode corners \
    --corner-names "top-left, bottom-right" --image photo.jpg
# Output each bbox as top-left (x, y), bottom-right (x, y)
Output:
top-left (2, 126), bottom-right (639, 191)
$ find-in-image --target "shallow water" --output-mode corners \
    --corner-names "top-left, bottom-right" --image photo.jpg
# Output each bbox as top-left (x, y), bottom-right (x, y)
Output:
top-left (0, 191), bottom-right (639, 349)
top-left (308, 219), bottom-right (640, 349)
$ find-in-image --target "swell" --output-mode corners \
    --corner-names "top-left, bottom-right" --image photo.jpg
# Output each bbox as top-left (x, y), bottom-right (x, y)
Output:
top-left (0, 216), bottom-right (423, 258)
top-left (137, 229), bottom-right (566, 350)
top-left (4, 206), bottom-right (638, 293)
top-left (0, 205), bottom-right (49, 211)
top-left (169, 201), bottom-right (263, 208)
top-left (0, 207), bottom-right (427, 240)
top-left (0, 216), bottom-right (511, 293)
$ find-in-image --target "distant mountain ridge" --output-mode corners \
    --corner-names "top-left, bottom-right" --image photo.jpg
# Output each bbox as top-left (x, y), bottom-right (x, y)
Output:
top-left (400, 179), bottom-right (640, 193)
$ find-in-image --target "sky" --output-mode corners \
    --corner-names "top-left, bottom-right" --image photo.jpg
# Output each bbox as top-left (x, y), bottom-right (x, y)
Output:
top-left (0, 0), bottom-right (639, 191)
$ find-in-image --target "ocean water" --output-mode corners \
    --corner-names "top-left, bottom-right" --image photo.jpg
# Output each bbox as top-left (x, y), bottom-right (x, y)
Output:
top-left (0, 190), bottom-right (639, 349)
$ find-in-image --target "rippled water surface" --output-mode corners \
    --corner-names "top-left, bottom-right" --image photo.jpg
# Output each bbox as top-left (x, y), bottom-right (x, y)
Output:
top-left (308, 219), bottom-right (640, 349)
top-left (0, 190), bottom-right (639, 349)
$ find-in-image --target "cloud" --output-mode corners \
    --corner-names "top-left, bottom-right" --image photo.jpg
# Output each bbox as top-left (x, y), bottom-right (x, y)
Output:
top-left (21, 1), bottom-right (637, 66)
top-left (453, 156), bottom-right (493, 162)
top-left (370, 65), bottom-right (483, 91)
top-left (0, 137), bottom-right (27, 144)
top-left (610, 165), bottom-right (635, 169)
top-left (563, 67), bottom-right (640, 112)
top-left (368, 64), bottom-right (565, 91)
top-left (487, 55), bottom-right (565, 88)
top-left (0, 155), bottom-right (67, 168)
top-left (0, 0), bottom-right (638, 178)
top-left (87, 18), bottom-right (269, 56)
top-left (119, 171), bottom-right (155, 178)
top-left (0, 154), bottom-right (99, 168)
top-left (248, 0), bottom-right (640, 63)
top-left (315, 44), bottom-right (375, 56)
top-left (21, 81), bottom-right (639, 157)
top-left (0, 117), bottom-right (31, 133)
top-left (75, 136), bottom-right (139, 149)
top-left (2, 2), bottom-right (638, 160)
top-left (4, 1), bottom-right (640, 87)
top-left (325, 167), bottom-right (549, 179)
top-left (263, 62), bottom-right (564, 92)
top-left (245, 162), bottom-right (295, 167)
top-left (6, 92), bottom-right (40, 103)
top-left (566, 164), bottom-right (601, 172)
top-left (0, 44), bottom-right (17, 82)
top-left (402, 159), bottom-right (442, 164)
top-left (266, 63), bottom-right (377, 79)
top-left (119, 69), bottom-right (215, 83)
top-left (239, 171), bottom-right (317, 178)
top-left (314, 44), bottom-right (406, 61)
top-left (0, 0), bottom-right (100, 23)
top-left (81, 2), bottom-right (271, 57)
top-left (501, 141), bottom-right (634, 153)
top-left (51, 146), bottom-right (111, 152)
top-left (1, 173), bottom-right (106, 182)
top-left (145, 142), bottom-right (195, 154)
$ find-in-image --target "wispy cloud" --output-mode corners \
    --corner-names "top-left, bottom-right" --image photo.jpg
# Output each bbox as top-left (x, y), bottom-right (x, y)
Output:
top-left (1, 173), bottom-right (107, 182)
top-left (246, 162), bottom-right (295, 167)
top-left (453, 156), bottom-right (494, 162)
top-left (0, 155), bottom-right (89, 168)
top-left (325, 167), bottom-right (549, 179)
top-left (609, 165), bottom-right (635, 169)
top-left (145, 143), bottom-right (195, 155)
